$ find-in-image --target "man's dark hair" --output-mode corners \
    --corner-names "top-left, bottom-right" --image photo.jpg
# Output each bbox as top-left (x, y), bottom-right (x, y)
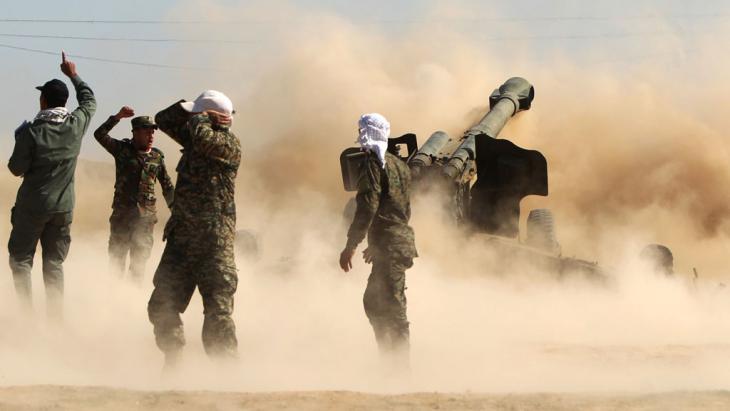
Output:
top-left (44, 92), bottom-right (68, 108)
top-left (36, 79), bottom-right (69, 108)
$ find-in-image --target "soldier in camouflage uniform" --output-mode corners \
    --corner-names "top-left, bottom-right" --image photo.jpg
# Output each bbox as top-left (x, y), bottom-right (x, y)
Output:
top-left (147, 90), bottom-right (241, 367)
top-left (93, 106), bottom-right (175, 281)
top-left (339, 113), bottom-right (417, 362)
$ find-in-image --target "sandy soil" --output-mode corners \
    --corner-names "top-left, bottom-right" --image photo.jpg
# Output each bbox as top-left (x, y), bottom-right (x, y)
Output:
top-left (1, 386), bottom-right (730, 411)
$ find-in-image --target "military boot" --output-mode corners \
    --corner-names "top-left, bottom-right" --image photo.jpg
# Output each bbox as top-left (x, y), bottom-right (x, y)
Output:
top-left (163, 349), bottom-right (183, 373)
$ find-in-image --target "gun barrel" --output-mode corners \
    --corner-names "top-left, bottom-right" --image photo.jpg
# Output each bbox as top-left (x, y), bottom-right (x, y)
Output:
top-left (442, 137), bottom-right (475, 180)
top-left (468, 97), bottom-right (519, 139)
top-left (468, 77), bottom-right (535, 139)
top-left (409, 131), bottom-right (450, 169)
top-left (443, 77), bottom-right (534, 180)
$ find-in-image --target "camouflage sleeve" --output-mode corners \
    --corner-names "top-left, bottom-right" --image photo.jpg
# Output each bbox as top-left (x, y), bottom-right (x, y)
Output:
top-left (155, 100), bottom-right (191, 147)
top-left (345, 156), bottom-right (382, 251)
top-left (187, 114), bottom-right (239, 165)
top-left (93, 116), bottom-right (124, 156)
top-left (158, 154), bottom-right (175, 208)
top-left (8, 122), bottom-right (33, 177)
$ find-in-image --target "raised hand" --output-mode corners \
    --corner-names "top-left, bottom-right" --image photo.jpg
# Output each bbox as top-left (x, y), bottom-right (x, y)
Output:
top-left (60, 51), bottom-right (77, 78)
top-left (204, 110), bottom-right (232, 126)
top-left (114, 106), bottom-right (135, 120)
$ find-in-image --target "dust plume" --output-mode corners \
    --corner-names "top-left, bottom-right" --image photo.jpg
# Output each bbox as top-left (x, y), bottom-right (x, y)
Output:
top-left (1, 0), bottom-right (730, 397)
top-left (163, 0), bottom-right (730, 276)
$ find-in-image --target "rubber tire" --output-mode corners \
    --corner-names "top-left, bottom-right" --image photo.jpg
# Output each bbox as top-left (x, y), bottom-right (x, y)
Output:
top-left (526, 208), bottom-right (560, 254)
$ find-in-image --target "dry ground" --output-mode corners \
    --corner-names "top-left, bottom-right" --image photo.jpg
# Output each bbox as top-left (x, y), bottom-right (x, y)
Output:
top-left (1, 386), bottom-right (730, 411)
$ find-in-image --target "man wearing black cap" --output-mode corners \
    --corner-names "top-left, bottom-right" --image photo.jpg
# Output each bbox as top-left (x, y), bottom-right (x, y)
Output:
top-left (7, 52), bottom-right (96, 318)
top-left (93, 106), bottom-right (174, 282)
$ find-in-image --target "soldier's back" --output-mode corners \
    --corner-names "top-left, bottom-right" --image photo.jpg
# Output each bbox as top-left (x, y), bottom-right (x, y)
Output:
top-left (169, 123), bottom-right (241, 239)
top-left (368, 152), bottom-right (417, 258)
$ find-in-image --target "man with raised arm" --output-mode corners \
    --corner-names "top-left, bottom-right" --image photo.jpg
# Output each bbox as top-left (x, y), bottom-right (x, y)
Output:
top-left (94, 106), bottom-right (175, 282)
top-left (147, 91), bottom-right (241, 369)
top-left (8, 52), bottom-right (96, 319)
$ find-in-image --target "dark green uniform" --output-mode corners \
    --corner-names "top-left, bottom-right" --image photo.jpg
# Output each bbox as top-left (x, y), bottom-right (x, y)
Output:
top-left (345, 151), bottom-right (417, 354)
top-left (7, 75), bottom-right (96, 315)
top-left (93, 116), bottom-right (174, 280)
top-left (147, 101), bottom-right (241, 358)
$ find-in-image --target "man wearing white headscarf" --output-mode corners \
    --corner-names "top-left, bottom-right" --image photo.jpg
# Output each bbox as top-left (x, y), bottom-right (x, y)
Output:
top-left (356, 113), bottom-right (390, 168)
top-left (340, 113), bottom-right (418, 365)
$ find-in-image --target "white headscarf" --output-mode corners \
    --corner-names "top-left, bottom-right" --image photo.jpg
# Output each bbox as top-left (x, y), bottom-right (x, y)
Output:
top-left (357, 113), bottom-right (390, 168)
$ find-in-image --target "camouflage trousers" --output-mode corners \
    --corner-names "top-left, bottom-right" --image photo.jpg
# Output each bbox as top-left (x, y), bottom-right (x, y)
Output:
top-left (363, 256), bottom-right (413, 355)
top-left (147, 231), bottom-right (238, 358)
top-left (7, 207), bottom-right (72, 318)
top-left (108, 210), bottom-right (156, 281)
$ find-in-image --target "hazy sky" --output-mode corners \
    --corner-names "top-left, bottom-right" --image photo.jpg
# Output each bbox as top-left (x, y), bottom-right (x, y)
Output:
top-left (1, 0), bottom-right (728, 159)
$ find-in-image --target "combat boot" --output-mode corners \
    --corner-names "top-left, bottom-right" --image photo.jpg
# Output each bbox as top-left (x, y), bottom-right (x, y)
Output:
top-left (163, 349), bottom-right (183, 373)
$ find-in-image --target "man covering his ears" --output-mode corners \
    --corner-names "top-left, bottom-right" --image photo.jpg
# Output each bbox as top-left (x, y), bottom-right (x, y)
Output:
top-left (147, 90), bottom-right (241, 369)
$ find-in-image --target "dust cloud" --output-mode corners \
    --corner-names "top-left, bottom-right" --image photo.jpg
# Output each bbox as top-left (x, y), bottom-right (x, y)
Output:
top-left (1, 0), bottom-right (730, 396)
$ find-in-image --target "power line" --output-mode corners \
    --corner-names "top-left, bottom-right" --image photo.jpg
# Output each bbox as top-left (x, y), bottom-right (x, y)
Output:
top-left (0, 19), bottom-right (216, 24)
top-left (586, 47), bottom-right (699, 65)
top-left (0, 33), bottom-right (257, 44)
top-left (0, 13), bottom-right (728, 24)
top-left (0, 28), bottom-right (717, 45)
top-left (0, 43), bottom-right (230, 71)
top-left (0, 21), bottom-right (715, 71)
top-left (474, 30), bottom-right (712, 42)
top-left (374, 13), bottom-right (730, 23)
top-left (0, 39), bottom-right (707, 72)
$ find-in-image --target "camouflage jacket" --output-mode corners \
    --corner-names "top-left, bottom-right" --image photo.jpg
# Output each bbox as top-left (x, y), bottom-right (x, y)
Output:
top-left (346, 152), bottom-right (417, 259)
top-left (94, 116), bottom-right (175, 216)
top-left (155, 101), bottom-right (241, 242)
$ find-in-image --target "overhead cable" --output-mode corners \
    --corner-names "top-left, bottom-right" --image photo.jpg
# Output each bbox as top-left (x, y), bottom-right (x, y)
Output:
top-left (0, 28), bottom-right (717, 44)
top-left (0, 43), bottom-right (230, 71)
top-left (0, 33), bottom-right (256, 44)
top-left (0, 13), bottom-right (728, 24)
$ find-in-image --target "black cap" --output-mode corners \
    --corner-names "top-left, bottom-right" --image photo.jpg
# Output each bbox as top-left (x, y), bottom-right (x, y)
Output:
top-left (35, 79), bottom-right (69, 103)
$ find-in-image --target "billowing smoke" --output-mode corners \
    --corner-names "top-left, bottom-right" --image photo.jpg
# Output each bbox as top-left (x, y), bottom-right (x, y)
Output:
top-left (245, 14), bottom-right (730, 279)
top-left (1, 0), bottom-right (730, 396)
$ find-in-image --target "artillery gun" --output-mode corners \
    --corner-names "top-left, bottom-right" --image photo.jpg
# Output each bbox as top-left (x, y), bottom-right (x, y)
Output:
top-left (340, 77), bottom-right (605, 281)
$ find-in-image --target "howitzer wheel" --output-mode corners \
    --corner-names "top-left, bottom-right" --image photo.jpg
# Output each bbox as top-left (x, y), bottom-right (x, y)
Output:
top-left (526, 208), bottom-right (560, 255)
